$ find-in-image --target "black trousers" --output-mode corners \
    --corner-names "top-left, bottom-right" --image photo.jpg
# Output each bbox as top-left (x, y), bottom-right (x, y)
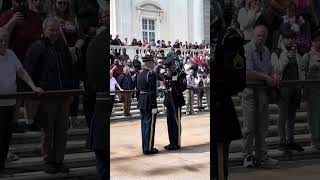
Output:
top-left (83, 82), bottom-right (96, 128)
top-left (94, 150), bottom-right (107, 180)
top-left (0, 106), bottom-right (15, 169)
top-left (166, 105), bottom-right (182, 146)
top-left (212, 141), bottom-right (231, 180)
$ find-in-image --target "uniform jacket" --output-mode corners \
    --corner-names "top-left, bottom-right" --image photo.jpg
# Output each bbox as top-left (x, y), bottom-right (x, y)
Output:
top-left (212, 46), bottom-right (246, 142)
top-left (137, 69), bottom-right (157, 111)
top-left (86, 29), bottom-right (109, 151)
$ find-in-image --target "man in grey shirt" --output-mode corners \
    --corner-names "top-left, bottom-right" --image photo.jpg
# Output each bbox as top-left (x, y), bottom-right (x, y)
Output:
top-left (241, 24), bottom-right (280, 168)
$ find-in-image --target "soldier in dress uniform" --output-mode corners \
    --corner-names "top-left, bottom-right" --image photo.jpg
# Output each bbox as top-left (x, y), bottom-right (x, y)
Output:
top-left (136, 55), bottom-right (159, 155)
top-left (161, 55), bottom-right (187, 150)
top-left (212, 28), bottom-right (246, 180)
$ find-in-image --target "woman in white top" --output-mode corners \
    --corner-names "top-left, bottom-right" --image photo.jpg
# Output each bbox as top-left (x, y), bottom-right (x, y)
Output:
top-left (109, 73), bottom-right (123, 116)
top-left (237, 0), bottom-right (262, 42)
top-left (0, 28), bottom-right (43, 176)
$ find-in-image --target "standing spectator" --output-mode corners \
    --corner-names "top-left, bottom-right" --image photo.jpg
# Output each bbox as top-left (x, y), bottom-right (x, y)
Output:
top-left (0, 28), bottom-right (42, 177)
top-left (186, 69), bottom-right (197, 115)
top-left (271, 31), bottom-right (304, 152)
top-left (71, 0), bottom-right (99, 38)
top-left (237, 0), bottom-right (262, 43)
top-left (204, 72), bottom-right (210, 110)
top-left (110, 73), bottom-right (123, 115)
top-left (302, 30), bottom-right (320, 150)
top-left (195, 73), bottom-right (204, 111)
top-left (24, 17), bottom-right (75, 174)
top-left (110, 59), bottom-right (124, 81)
top-left (118, 48), bottom-right (129, 62)
top-left (51, 0), bottom-right (86, 128)
top-left (118, 67), bottom-right (134, 117)
top-left (241, 25), bottom-right (280, 168)
top-left (0, 0), bottom-right (46, 132)
top-left (96, 8), bottom-right (107, 35)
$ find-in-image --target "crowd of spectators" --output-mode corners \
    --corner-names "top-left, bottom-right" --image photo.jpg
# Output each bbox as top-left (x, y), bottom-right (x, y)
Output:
top-left (0, 0), bottom-right (107, 178)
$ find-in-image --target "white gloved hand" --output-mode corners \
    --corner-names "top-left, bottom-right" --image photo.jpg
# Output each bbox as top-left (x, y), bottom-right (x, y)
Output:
top-left (152, 108), bottom-right (158, 114)
top-left (159, 68), bottom-right (166, 74)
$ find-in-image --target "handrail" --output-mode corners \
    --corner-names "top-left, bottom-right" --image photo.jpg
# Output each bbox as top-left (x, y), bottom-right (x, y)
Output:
top-left (0, 89), bottom-right (111, 99)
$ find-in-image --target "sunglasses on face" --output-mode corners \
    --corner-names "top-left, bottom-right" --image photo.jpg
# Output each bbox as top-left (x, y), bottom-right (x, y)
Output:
top-left (57, 1), bottom-right (68, 5)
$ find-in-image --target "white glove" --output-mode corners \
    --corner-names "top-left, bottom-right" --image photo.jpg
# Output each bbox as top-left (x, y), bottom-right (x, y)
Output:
top-left (159, 68), bottom-right (166, 74)
top-left (152, 108), bottom-right (158, 114)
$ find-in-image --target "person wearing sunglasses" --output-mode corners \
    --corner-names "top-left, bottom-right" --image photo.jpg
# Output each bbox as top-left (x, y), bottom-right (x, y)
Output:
top-left (50, 0), bottom-right (85, 128)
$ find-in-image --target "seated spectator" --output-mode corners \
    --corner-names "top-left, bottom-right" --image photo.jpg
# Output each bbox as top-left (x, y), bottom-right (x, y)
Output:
top-left (137, 39), bottom-right (142, 47)
top-left (131, 38), bottom-right (138, 46)
top-left (112, 35), bottom-right (122, 45)
top-left (118, 67), bottom-right (135, 117)
top-left (161, 40), bottom-right (167, 48)
top-left (0, 27), bottom-right (42, 177)
top-left (24, 17), bottom-right (75, 174)
top-left (123, 37), bottom-right (128, 46)
top-left (167, 41), bottom-right (172, 47)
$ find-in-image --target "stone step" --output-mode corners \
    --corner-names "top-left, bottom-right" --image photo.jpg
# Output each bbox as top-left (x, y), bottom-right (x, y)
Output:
top-left (9, 140), bottom-right (89, 158)
top-left (0, 166), bottom-right (96, 180)
top-left (229, 132), bottom-right (311, 154)
top-left (5, 152), bottom-right (95, 174)
top-left (229, 145), bottom-right (320, 167)
top-left (11, 129), bottom-right (89, 145)
top-left (238, 112), bottom-right (308, 126)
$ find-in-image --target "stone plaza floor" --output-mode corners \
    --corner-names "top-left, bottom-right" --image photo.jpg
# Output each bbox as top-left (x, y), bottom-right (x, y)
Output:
top-left (110, 112), bottom-right (210, 180)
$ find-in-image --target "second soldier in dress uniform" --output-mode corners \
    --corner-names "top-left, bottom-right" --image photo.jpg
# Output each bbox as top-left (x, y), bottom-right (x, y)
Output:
top-left (212, 28), bottom-right (246, 180)
top-left (136, 55), bottom-right (159, 155)
top-left (162, 55), bottom-right (187, 150)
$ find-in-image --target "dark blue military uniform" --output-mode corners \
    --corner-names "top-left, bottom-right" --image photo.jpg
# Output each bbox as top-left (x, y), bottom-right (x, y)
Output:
top-left (212, 28), bottom-right (246, 180)
top-left (162, 56), bottom-right (187, 150)
top-left (136, 56), bottom-right (158, 154)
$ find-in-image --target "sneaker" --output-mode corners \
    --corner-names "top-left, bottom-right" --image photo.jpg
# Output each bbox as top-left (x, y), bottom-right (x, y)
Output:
top-left (6, 153), bottom-right (19, 162)
top-left (257, 156), bottom-right (279, 168)
top-left (288, 142), bottom-right (304, 152)
top-left (55, 163), bottom-right (70, 173)
top-left (243, 154), bottom-right (255, 168)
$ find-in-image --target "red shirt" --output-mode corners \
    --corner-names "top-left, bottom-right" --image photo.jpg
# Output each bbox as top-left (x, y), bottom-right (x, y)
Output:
top-left (110, 64), bottom-right (124, 80)
top-left (0, 9), bottom-right (45, 63)
top-left (193, 55), bottom-right (201, 66)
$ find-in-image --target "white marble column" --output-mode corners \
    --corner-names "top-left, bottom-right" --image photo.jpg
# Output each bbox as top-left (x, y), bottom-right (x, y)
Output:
top-left (193, 0), bottom-right (204, 43)
top-left (110, 0), bottom-right (117, 36)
